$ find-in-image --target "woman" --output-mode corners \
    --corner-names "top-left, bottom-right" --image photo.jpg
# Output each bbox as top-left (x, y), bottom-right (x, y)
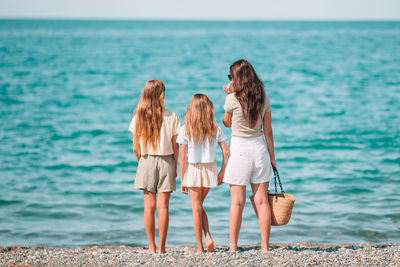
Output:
top-left (222, 59), bottom-right (277, 252)
top-left (128, 80), bottom-right (180, 254)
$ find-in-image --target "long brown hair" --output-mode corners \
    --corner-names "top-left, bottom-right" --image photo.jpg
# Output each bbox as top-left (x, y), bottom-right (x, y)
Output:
top-left (230, 59), bottom-right (266, 128)
top-left (134, 80), bottom-right (165, 151)
top-left (184, 94), bottom-right (217, 144)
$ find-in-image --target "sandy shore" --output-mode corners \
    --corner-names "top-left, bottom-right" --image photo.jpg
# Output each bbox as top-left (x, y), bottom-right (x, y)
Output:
top-left (1, 243), bottom-right (399, 266)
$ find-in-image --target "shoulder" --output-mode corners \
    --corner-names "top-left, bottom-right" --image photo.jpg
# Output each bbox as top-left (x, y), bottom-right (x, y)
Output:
top-left (228, 93), bottom-right (240, 105)
top-left (226, 93), bottom-right (236, 102)
top-left (130, 114), bottom-right (136, 122)
top-left (164, 109), bottom-right (173, 117)
top-left (165, 110), bottom-right (181, 133)
top-left (164, 109), bottom-right (179, 120)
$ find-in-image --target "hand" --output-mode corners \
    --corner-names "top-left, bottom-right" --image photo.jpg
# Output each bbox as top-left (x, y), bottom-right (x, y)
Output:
top-left (217, 171), bottom-right (224, 186)
top-left (223, 81), bottom-right (233, 94)
top-left (181, 184), bottom-right (188, 195)
top-left (271, 159), bottom-right (277, 170)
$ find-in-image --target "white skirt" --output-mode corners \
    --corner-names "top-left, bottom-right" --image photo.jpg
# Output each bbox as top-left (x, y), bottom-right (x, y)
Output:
top-left (183, 162), bottom-right (218, 188)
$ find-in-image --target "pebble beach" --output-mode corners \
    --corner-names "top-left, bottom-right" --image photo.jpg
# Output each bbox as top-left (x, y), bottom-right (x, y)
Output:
top-left (1, 20), bottom-right (400, 267)
top-left (2, 243), bottom-right (399, 266)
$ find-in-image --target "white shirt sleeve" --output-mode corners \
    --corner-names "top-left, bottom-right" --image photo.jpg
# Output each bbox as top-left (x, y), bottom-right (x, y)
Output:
top-left (128, 115), bottom-right (136, 133)
top-left (217, 125), bottom-right (226, 142)
top-left (171, 112), bottom-right (181, 135)
top-left (176, 126), bottom-right (188, 144)
top-left (224, 94), bottom-right (234, 113)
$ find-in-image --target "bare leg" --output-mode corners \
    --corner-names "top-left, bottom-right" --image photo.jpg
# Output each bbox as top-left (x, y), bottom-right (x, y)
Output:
top-left (251, 182), bottom-right (271, 251)
top-left (156, 191), bottom-right (171, 254)
top-left (189, 187), bottom-right (205, 252)
top-left (229, 184), bottom-right (246, 252)
top-left (199, 187), bottom-right (214, 252)
top-left (143, 190), bottom-right (157, 253)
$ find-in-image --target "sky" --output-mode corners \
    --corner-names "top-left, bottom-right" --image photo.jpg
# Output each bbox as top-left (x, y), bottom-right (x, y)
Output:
top-left (0, 0), bottom-right (399, 20)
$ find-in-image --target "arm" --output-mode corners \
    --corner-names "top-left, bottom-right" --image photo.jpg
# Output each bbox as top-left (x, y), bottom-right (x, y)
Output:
top-left (217, 141), bottom-right (230, 185)
top-left (172, 134), bottom-right (179, 178)
top-left (263, 112), bottom-right (277, 169)
top-left (179, 144), bottom-right (188, 194)
top-left (222, 81), bottom-right (233, 128)
top-left (222, 111), bottom-right (232, 128)
top-left (132, 135), bottom-right (141, 161)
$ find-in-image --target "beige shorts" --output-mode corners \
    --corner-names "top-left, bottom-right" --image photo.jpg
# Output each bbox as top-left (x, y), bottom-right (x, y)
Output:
top-left (134, 154), bottom-right (176, 193)
top-left (183, 162), bottom-right (218, 188)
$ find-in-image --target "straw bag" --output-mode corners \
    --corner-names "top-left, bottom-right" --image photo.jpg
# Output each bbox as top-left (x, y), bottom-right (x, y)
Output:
top-left (249, 167), bottom-right (295, 226)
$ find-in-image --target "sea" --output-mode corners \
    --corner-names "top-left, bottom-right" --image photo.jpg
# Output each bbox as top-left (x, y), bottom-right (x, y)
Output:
top-left (0, 20), bottom-right (399, 247)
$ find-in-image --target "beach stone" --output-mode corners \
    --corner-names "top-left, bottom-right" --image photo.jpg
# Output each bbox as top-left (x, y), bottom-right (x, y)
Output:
top-left (1, 243), bottom-right (399, 266)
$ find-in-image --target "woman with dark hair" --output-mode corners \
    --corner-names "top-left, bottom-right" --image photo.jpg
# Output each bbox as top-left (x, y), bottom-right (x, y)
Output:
top-left (222, 59), bottom-right (277, 252)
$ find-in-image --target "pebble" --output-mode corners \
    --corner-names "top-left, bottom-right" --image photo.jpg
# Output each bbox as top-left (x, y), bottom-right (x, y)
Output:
top-left (1, 243), bottom-right (399, 266)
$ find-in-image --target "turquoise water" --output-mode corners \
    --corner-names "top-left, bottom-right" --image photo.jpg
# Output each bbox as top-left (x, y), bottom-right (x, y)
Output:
top-left (0, 20), bottom-right (399, 247)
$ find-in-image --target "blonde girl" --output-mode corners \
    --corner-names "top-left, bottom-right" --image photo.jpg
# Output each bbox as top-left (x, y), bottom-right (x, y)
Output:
top-left (222, 59), bottom-right (276, 252)
top-left (177, 94), bottom-right (230, 253)
top-left (128, 80), bottom-right (180, 254)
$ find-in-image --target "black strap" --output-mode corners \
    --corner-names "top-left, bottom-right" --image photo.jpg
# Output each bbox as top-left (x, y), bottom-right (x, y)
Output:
top-left (272, 166), bottom-right (285, 201)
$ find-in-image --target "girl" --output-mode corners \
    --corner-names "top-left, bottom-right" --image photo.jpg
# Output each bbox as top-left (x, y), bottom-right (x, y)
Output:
top-left (222, 59), bottom-right (277, 252)
top-left (128, 80), bottom-right (180, 254)
top-left (177, 94), bottom-right (230, 253)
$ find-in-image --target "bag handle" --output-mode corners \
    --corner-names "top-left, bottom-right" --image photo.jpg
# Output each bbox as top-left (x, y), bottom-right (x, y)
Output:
top-left (272, 166), bottom-right (285, 201)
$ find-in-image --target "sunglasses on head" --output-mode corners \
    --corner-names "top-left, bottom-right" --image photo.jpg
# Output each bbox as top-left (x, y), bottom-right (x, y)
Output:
top-left (228, 74), bottom-right (232, 81)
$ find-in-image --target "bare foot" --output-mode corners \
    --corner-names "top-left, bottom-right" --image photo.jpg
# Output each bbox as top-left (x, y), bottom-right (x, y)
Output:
top-left (205, 236), bottom-right (215, 252)
top-left (146, 247), bottom-right (156, 254)
top-left (229, 244), bottom-right (237, 252)
top-left (158, 248), bottom-right (166, 254)
top-left (261, 244), bottom-right (269, 252)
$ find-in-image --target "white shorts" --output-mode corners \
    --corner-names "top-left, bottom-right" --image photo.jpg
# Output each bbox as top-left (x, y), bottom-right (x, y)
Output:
top-left (223, 135), bottom-right (273, 186)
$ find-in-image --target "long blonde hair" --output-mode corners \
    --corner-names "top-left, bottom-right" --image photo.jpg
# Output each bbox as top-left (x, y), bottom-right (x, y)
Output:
top-left (134, 80), bottom-right (165, 151)
top-left (184, 94), bottom-right (217, 144)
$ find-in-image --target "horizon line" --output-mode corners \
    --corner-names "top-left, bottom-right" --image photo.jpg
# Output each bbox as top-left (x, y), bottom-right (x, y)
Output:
top-left (0, 16), bottom-right (399, 22)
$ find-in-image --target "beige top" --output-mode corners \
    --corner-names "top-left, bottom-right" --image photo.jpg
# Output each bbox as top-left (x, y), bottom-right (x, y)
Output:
top-left (128, 110), bottom-right (181, 156)
top-left (224, 93), bottom-right (271, 138)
